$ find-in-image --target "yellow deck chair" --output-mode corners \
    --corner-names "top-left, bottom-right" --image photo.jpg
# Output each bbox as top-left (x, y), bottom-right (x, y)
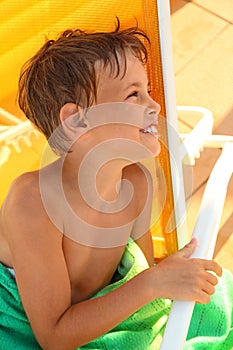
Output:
top-left (0, 1), bottom-right (233, 348)
top-left (0, 109), bottom-right (48, 204)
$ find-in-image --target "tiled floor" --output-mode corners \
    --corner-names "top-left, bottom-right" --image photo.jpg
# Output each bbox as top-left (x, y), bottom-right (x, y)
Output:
top-left (170, 0), bottom-right (233, 272)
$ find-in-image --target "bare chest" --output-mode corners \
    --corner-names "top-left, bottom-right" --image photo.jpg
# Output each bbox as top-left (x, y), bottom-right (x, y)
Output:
top-left (62, 235), bottom-right (128, 303)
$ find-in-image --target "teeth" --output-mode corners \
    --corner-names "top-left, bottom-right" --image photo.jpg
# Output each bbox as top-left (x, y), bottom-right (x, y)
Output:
top-left (151, 126), bottom-right (157, 133)
top-left (141, 125), bottom-right (157, 134)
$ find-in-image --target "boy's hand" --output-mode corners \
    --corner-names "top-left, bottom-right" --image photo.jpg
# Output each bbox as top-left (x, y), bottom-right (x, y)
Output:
top-left (151, 238), bottom-right (222, 304)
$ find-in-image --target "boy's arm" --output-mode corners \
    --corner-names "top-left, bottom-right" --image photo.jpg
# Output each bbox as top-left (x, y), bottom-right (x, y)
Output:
top-left (130, 165), bottom-right (155, 266)
top-left (4, 175), bottom-right (222, 350)
top-left (134, 230), bottom-right (154, 266)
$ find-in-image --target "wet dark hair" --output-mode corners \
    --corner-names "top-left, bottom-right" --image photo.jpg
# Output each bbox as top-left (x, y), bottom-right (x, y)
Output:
top-left (18, 19), bottom-right (150, 154)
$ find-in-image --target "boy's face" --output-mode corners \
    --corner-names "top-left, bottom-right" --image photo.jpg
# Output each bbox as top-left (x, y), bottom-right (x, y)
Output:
top-left (61, 50), bottom-right (161, 162)
top-left (93, 50), bottom-right (161, 157)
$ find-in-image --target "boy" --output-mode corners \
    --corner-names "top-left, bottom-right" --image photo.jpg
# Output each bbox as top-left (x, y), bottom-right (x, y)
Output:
top-left (0, 22), bottom-right (232, 349)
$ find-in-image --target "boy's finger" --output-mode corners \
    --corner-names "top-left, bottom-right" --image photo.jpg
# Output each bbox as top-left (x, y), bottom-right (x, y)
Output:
top-left (176, 238), bottom-right (198, 258)
top-left (204, 260), bottom-right (223, 277)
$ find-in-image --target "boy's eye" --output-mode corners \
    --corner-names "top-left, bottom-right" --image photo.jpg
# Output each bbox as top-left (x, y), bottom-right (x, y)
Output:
top-left (127, 91), bottom-right (138, 99)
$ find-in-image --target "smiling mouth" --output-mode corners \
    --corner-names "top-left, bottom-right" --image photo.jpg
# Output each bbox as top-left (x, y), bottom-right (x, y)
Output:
top-left (139, 124), bottom-right (158, 137)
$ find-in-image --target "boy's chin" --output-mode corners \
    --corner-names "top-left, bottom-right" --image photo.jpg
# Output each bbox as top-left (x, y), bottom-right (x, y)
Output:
top-left (152, 141), bottom-right (161, 157)
top-left (132, 145), bottom-right (161, 165)
top-left (148, 143), bottom-right (161, 158)
top-left (139, 134), bottom-right (161, 158)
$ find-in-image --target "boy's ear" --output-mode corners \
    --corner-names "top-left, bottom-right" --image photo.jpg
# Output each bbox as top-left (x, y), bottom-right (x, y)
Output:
top-left (60, 103), bottom-right (79, 124)
top-left (60, 103), bottom-right (88, 138)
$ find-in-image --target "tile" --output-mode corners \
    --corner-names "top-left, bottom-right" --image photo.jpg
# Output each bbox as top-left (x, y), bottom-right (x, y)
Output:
top-left (213, 106), bottom-right (233, 135)
top-left (170, 0), bottom-right (187, 14)
top-left (192, 0), bottom-right (233, 23)
top-left (171, 1), bottom-right (226, 74)
top-left (214, 235), bottom-right (233, 274)
top-left (174, 25), bottom-right (233, 124)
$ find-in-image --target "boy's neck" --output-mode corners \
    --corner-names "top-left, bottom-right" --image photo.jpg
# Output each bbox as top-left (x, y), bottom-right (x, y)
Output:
top-left (62, 153), bottom-right (130, 204)
top-left (96, 159), bottom-right (129, 201)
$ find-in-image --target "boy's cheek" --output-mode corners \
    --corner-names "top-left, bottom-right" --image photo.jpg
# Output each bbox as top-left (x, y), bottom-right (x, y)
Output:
top-left (58, 103), bottom-right (160, 153)
top-left (84, 102), bottom-right (148, 130)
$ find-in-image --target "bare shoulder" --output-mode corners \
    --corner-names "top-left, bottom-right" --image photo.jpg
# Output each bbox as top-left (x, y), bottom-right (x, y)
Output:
top-left (2, 169), bottom-right (59, 242)
top-left (2, 173), bottom-right (35, 234)
top-left (3, 171), bottom-right (40, 213)
top-left (3, 158), bottom-right (61, 218)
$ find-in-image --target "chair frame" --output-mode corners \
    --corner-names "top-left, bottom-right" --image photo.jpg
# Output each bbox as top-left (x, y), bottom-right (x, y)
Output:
top-left (157, 1), bottom-right (233, 348)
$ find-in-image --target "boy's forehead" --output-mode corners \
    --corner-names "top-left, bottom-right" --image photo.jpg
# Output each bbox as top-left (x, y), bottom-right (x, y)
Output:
top-left (96, 51), bottom-right (147, 85)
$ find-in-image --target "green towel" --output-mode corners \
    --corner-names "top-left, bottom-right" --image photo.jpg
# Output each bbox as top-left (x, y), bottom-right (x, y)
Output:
top-left (185, 268), bottom-right (233, 350)
top-left (0, 264), bottom-right (41, 349)
top-left (0, 239), bottom-right (232, 349)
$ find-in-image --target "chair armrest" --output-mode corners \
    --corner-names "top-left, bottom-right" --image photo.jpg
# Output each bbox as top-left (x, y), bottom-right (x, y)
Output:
top-left (178, 106), bottom-right (214, 165)
top-left (0, 107), bottom-right (22, 125)
top-left (0, 120), bottom-right (39, 153)
top-left (160, 141), bottom-right (233, 350)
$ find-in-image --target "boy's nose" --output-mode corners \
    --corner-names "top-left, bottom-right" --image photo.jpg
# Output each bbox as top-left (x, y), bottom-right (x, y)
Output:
top-left (144, 97), bottom-right (161, 122)
top-left (148, 97), bottom-right (161, 115)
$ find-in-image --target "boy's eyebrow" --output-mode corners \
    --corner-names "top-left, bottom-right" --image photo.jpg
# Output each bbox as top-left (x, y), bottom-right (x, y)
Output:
top-left (123, 81), bottom-right (150, 91)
